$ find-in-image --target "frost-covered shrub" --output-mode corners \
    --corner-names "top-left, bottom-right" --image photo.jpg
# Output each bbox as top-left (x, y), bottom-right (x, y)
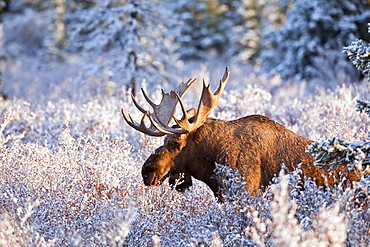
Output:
top-left (273, 83), bottom-right (369, 141)
top-left (215, 84), bottom-right (272, 120)
top-left (0, 63), bottom-right (370, 246)
top-left (213, 163), bottom-right (271, 246)
top-left (125, 180), bottom-right (221, 246)
top-left (0, 108), bottom-right (140, 245)
top-left (269, 171), bottom-right (350, 247)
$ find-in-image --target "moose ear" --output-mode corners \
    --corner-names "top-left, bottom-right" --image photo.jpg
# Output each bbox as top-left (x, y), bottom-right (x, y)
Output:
top-left (178, 134), bottom-right (188, 140)
top-left (172, 108), bottom-right (196, 127)
top-left (186, 108), bottom-right (197, 123)
top-left (186, 108), bottom-right (196, 118)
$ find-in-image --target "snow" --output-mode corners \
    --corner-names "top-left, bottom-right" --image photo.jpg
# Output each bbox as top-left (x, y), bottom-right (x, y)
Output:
top-left (0, 0), bottom-right (370, 245)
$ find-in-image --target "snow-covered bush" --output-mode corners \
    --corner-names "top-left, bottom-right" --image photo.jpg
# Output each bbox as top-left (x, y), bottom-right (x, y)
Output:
top-left (343, 39), bottom-right (370, 80)
top-left (1, 2), bottom-right (370, 244)
top-left (357, 99), bottom-right (370, 117)
top-left (1, 73), bottom-right (370, 245)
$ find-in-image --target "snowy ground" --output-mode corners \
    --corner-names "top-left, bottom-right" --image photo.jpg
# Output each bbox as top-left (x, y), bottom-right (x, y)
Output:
top-left (0, 60), bottom-right (370, 246)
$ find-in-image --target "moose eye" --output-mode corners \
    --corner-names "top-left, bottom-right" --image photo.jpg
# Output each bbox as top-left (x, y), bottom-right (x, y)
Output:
top-left (172, 142), bottom-right (181, 150)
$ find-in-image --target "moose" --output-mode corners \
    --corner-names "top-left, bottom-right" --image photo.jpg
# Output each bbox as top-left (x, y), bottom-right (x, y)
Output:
top-left (122, 67), bottom-right (358, 199)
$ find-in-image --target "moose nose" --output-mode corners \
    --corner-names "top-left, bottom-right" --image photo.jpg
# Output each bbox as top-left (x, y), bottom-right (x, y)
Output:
top-left (150, 178), bottom-right (157, 186)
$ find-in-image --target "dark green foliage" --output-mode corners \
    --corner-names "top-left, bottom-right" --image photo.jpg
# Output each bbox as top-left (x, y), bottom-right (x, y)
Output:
top-left (168, 0), bottom-right (231, 59)
top-left (307, 137), bottom-right (370, 171)
top-left (356, 99), bottom-right (370, 117)
top-left (0, 0), bottom-right (9, 14)
top-left (343, 38), bottom-right (370, 79)
top-left (307, 137), bottom-right (370, 198)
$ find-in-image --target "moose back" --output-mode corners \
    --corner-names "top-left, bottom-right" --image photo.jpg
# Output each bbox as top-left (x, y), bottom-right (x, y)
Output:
top-left (122, 67), bottom-right (358, 199)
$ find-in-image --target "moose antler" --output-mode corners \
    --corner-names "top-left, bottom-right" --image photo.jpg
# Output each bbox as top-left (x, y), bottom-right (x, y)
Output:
top-left (122, 67), bottom-right (230, 136)
top-left (153, 67), bottom-right (230, 134)
top-left (122, 78), bottom-right (196, 136)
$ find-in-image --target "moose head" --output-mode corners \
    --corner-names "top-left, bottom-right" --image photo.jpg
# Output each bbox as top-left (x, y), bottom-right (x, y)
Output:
top-left (122, 68), bottom-right (229, 196)
top-left (122, 67), bottom-right (359, 199)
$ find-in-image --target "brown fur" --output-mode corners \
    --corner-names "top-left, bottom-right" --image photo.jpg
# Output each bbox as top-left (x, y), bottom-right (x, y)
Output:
top-left (142, 115), bottom-right (359, 199)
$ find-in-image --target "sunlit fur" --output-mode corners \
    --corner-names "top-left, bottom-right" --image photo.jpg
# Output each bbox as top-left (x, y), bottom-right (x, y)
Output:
top-left (142, 115), bottom-right (359, 199)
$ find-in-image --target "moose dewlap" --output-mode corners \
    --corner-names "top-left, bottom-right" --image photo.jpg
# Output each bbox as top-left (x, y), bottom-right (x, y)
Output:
top-left (122, 67), bottom-right (359, 199)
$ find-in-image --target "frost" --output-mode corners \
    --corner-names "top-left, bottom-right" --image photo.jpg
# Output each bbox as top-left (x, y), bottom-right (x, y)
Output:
top-left (259, 0), bottom-right (370, 85)
top-left (343, 39), bottom-right (370, 77)
top-left (0, 81), bottom-right (368, 245)
top-left (0, 1), bottom-right (370, 245)
top-left (65, 0), bottom-right (182, 91)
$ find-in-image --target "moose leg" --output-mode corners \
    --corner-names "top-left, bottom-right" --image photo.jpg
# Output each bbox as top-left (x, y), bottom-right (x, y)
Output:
top-left (189, 172), bottom-right (222, 201)
top-left (237, 155), bottom-right (263, 195)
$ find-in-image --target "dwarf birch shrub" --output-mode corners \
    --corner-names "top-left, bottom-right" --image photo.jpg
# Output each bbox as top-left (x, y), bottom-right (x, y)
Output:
top-left (0, 126), bottom-right (139, 245)
top-left (0, 72), bottom-right (370, 246)
top-left (0, 96), bottom-right (143, 245)
top-left (269, 172), bottom-right (349, 247)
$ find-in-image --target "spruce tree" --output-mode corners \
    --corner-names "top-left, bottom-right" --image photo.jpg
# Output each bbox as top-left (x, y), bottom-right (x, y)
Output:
top-left (167, 0), bottom-right (229, 59)
top-left (259, 0), bottom-right (370, 83)
top-left (308, 23), bottom-right (370, 199)
top-left (67, 0), bottom-right (181, 92)
top-left (226, 0), bottom-right (265, 62)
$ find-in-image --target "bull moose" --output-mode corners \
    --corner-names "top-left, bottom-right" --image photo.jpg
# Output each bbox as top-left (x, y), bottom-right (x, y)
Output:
top-left (122, 67), bottom-right (358, 199)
